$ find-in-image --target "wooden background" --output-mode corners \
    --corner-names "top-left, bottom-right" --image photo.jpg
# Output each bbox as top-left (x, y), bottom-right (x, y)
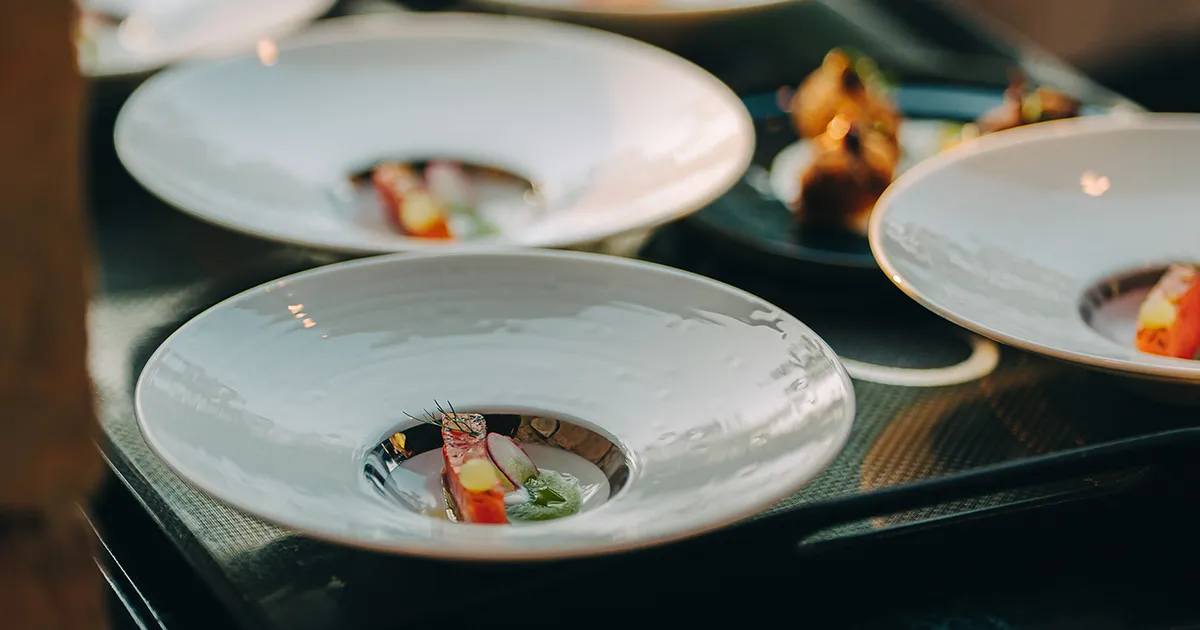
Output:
top-left (0, 1), bottom-right (107, 628)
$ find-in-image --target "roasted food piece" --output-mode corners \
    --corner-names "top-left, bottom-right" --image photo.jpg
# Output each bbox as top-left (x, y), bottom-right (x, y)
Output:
top-left (1135, 264), bottom-right (1200, 360)
top-left (790, 49), bottom-right (900, 141)
top-left (975, 72), bottom-right (1027, 134)
top-left (795, 115), bottom-right (898, 235)
top-left (976, 71), bottom-right (1081, 135)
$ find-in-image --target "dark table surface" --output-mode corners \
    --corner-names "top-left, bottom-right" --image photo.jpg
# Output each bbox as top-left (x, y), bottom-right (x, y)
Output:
top-left (99, 456), bottom-right (1200, 630)
top-left (86, 1), bottom-right (1200, 629)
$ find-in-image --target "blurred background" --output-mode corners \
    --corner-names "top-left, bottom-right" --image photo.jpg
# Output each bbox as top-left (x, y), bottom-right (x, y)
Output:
top-left (956, 0), bottom-right (1200, 111)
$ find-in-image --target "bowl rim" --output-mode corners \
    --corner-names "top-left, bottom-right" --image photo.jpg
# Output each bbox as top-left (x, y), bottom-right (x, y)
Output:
top-left (869, 112), bottom-right (1200, 383)
top-left (133, 247), bottom-right (856, 560)
top-left (112, 11), bottom-right (756, 254)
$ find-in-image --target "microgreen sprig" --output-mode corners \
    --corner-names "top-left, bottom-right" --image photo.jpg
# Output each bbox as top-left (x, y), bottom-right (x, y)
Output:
top-left (403, 400), bottom-right (481, 433)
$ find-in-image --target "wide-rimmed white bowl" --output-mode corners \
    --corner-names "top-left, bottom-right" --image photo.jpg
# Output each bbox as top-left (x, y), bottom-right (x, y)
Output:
top-left (113, 13), bottom-right (755, 253)
top-left (78, 0), bottom-right (334, 79)
top-left (134, 250), bottom-right (853, 560)
top-left (870, 113), bottom-right (1200, 384)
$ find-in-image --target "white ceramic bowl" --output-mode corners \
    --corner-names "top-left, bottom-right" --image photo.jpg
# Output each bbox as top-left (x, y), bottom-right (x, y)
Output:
top-left (113, 13), bottom-right (755, 253)
top-left (870, 113), bottom-right (1200, 384)
top-left (78, 0), bottom-right (334, 79)
top-left (134, 250), bottom-right (854, 560)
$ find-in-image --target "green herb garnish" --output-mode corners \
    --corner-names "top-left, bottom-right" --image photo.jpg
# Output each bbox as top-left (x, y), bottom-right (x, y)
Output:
top-left (403, 401), bottom-right (480, 434)
top-left (836, 47), bottom-right (897, 93)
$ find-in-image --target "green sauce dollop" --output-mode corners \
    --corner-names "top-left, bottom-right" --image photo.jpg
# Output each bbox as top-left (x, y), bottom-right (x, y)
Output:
top-left (506, 470), bottom-right (583, 522)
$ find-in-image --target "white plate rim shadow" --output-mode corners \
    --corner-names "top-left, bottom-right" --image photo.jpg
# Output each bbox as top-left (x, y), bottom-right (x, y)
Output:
top-left (469, 0), bottom-right (797, 19)
top-left (79, 0), bottom-right (337, 79)
top-left (112, 12), bottom-right (756, 254)
top-left (868, 111), bottom-right (1200, 383)
top-left (132, 249), bottom-right (855, 560)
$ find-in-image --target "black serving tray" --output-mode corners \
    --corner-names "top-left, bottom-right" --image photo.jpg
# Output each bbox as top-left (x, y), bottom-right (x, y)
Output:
top-left (94, 429), bottom-right (1200, 630)
top-left (83, 1), bottom-right (1199, 630)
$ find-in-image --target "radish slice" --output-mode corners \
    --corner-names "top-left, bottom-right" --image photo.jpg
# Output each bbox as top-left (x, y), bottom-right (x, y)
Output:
top-left (486, 434), bottom-right (539, 486)
top-left (425, 160), bottom-right (473, 208)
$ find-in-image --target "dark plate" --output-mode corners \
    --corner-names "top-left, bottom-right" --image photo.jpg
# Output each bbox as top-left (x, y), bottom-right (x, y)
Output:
top-left (689, 83), bottom-right (1102, 275)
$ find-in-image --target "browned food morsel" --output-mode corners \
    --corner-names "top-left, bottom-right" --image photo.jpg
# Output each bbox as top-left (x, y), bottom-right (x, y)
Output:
top-left (790, 49), bottom-right (900, 141)
top-left (975, 70), bottom-right (1081, 135)
top-left (796, 115), bottom-right (899, 235)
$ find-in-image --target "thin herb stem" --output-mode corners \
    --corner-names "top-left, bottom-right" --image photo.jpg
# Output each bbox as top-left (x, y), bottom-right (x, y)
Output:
top-left (402, 400), bottom-right (480, 433)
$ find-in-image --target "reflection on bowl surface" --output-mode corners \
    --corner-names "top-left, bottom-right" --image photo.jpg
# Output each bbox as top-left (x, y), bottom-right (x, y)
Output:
top-left (1079, 265), bottom-right (1169, 349)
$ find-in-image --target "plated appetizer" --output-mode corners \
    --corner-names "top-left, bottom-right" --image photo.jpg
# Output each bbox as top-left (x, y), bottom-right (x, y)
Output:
top-left (368, 162), bottom-right (455, 239)
top-left (940, 71), bottom-right (1082, 150)
top-left (355, 160), bottom-right (540, 240)
top-left (1136, 264), bottom-right (1200, 360)
top-left (787, 49), bottom-right (901, 235)
top-left (795, 115), bottom-right (898, 235)
top-left (409, 408), bottom-right (584, 524)
top-left (974, 71), bottom-right (1081, 136)
top-left (700, 47), bottom-right (1101, 274)
top-left (790, 49), bottom-right (900, 141)
top-left (782, 53), bottom-right (1084, 237)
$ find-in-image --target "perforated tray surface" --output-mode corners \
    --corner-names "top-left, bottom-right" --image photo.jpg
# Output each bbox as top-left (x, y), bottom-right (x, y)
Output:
top-left (91, 168), bottom-right (1200, 630)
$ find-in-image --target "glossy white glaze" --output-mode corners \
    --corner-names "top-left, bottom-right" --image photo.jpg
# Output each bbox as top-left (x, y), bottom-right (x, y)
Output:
top-left (113, 13), bottom-right (755, 252)
top-left (871, 113), bottom-right (1200, 383)
top-left (134, 250), bottom-right (854, 560)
